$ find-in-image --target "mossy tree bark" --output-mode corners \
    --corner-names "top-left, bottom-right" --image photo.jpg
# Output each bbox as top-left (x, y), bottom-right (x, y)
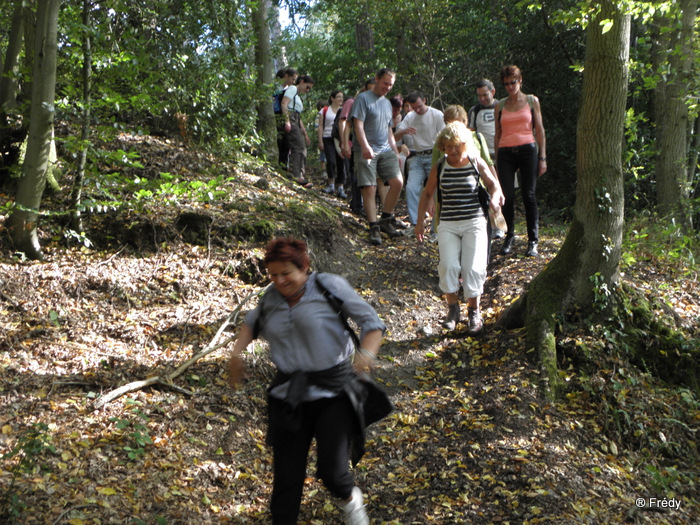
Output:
top-left (499, 2), bottom-right (630, 399)
top-left (7, 0), bottom-right (62, 260)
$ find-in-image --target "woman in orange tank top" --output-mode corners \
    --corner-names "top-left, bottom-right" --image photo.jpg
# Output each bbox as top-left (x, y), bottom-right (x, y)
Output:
top-left (494, 65), bottom-right (547, 257)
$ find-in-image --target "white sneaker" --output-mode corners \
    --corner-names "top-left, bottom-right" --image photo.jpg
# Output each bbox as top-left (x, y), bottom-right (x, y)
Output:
top-left (341, 486), bottom-right (369, 525)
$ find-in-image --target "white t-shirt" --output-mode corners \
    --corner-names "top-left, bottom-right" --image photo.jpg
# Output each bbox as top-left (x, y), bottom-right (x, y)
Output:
top-left (397, 106), bottom-right (445, 151)
top-left (284, 85), bottom-right (304, 113)
top-left (318, 106), bottom-right (337, 138)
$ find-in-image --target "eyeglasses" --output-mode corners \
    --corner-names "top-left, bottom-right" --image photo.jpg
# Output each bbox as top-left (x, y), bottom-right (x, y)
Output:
top-left (503, 80), bottom-right (519, 86)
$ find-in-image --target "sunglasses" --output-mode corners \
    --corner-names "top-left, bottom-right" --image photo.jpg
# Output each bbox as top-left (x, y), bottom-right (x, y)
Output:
top-left (503, 80), bottom-right (519, 86)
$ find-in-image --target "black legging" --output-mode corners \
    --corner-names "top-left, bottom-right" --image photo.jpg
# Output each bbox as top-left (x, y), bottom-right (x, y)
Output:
top-left (268, 395), bottom-right (356, 524)
top-left (497, 142), bottom-right (539, 243)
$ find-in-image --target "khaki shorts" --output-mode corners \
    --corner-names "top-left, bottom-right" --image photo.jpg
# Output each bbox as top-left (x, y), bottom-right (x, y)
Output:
top-left (354, 149), bottom-right (400, 187)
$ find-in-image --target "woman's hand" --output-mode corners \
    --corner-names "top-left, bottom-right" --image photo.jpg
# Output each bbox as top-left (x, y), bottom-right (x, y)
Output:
top-left (414, 222), bottom-right (426, 243)
top-left (353, 352), bottom-right (375, 375)
top-left (490, 189), bottom-right (505, 209)
top-left (284, 121), bottom-right (291, 133)
top-left (538, 159), bottom-right (547, 177)
top-left (227, 355), bottom-right (247, 387)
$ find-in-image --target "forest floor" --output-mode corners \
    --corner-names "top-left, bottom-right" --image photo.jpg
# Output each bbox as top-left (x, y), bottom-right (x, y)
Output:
top-left (1, 134), bottom-right (699, 524)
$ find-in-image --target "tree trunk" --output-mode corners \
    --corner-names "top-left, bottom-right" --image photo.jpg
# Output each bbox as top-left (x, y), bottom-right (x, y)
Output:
top-left (498, 1), bottom-right (630, 399)
top-left (70, 0), bottom-right (92, 232)
top-left (21, 2), bottom-right (36, 135)
top-left (653, 0), bottom-right (697, 229)
top-left (252, 0), bottom-right (277, 161)
top-left (0, 0), bottom-right (26, 168)
top-left (8, 0), bottom-right (62, 260)
top-left (0, 1), bottom-right (25, 112)
top-left (355, 4), bottom-right (375, 58)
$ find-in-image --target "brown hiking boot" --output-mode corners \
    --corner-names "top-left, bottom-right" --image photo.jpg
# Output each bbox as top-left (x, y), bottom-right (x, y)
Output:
top-left (378, 217), bottom-right (401, 238)
top-left (442, 303), bottom-right (461, 330)
top-left (368, 224), bottom-right (382, 246)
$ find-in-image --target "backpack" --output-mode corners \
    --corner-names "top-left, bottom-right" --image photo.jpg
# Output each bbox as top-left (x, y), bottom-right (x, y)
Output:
top-left (272, 86), bottom-right (287, 114)
top-left (468, 103), bottom-right (486, 130)
top-left (319, 105), bottom-right (342, 143)
top-left (331, 108), bottom-right (343, 141)
top-left (273, 86), bottom-right (299, 115)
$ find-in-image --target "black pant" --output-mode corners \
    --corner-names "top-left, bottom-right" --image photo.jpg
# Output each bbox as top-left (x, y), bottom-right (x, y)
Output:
top-left (277, 119), bottom-right (289, 168)
top-left (497, 142), bottom-right (539, 243)
top-left (286, 112), bottom-right (306, 180)
top-left (323, 136), bottom-right (346, 186)
top-left (268, 395), bottom-right (356, 524)
top-left (347, 154), bottom-right (363, 213)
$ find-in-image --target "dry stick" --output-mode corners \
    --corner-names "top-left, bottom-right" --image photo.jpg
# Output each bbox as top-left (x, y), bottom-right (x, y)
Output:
top-left (93, 286), bottom-right (270, 410)
top-left (52, 504), bottom-right (99, 525)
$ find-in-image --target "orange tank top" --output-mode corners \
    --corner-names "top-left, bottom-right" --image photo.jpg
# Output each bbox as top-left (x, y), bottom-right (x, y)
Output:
top-left (499, 104), bottom-right (534, 148)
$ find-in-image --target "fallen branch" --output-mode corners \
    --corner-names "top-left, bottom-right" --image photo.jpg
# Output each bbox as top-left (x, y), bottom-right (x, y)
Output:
top-left (93, 286), bottom-right (270, 410)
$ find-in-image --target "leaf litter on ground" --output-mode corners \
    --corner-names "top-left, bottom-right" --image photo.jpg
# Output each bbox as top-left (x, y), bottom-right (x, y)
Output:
top-left (1, 134), bottom-right (698, 524)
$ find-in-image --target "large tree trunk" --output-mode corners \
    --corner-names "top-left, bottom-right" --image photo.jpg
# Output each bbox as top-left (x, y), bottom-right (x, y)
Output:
top-left (8, 0), bottom-right (62, 260)
top-left (69, 0), bottom-right (92, 232)
top-left (498, 1), bottom-right (630, 399)
top-left (653, 0), bottom-right (697, 229)
top-left (252, 0), bottom-right (277, 161)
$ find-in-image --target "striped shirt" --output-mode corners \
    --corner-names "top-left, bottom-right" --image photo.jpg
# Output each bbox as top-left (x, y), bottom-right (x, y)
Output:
top-left (439, 161), bottom-right (482, 222)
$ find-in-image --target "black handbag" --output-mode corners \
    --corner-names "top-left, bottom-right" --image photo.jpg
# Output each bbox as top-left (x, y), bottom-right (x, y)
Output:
top-left (477, 185), bottom-right (490, 218)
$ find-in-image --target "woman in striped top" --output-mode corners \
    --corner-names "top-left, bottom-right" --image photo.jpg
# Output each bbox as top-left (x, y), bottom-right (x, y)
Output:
top-left (415, 122), bottom-right (505, 334)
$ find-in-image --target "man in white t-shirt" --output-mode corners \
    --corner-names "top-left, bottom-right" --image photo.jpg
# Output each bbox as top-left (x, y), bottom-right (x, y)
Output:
top-left (395, 91), bottom-right (445, 225)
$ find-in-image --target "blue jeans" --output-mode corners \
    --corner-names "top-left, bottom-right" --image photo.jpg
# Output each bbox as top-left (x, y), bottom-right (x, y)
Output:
top-left (406, 154), bottom-right (433, 225)
top-left (497, 142), bottom-right (539, 243)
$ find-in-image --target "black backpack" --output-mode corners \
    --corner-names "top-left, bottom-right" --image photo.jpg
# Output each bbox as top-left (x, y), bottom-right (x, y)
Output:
top-left (331, 107), bottom-right (343, 142)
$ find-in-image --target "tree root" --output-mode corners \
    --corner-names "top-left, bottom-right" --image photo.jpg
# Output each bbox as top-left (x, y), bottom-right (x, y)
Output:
top-left (93, 286), bottom-right (269, 410)
top-left (497, 291), bottom-right (564, 400)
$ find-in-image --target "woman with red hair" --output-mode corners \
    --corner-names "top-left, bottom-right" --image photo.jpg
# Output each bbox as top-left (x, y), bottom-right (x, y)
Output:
top-left (227, 237), bottom-right (387, 524)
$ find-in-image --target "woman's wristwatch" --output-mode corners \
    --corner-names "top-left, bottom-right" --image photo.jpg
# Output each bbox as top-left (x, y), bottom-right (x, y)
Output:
top-left (357, 347), bottom-right (376, 360)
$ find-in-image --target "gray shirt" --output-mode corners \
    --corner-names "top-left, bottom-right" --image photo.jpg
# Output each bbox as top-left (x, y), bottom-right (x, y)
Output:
top-left (245, 272), bottom-right (385, 400)
top-left (468, 103), bottom-right (496, 157)
top-left (350, 90), bottom-right (393, 154)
